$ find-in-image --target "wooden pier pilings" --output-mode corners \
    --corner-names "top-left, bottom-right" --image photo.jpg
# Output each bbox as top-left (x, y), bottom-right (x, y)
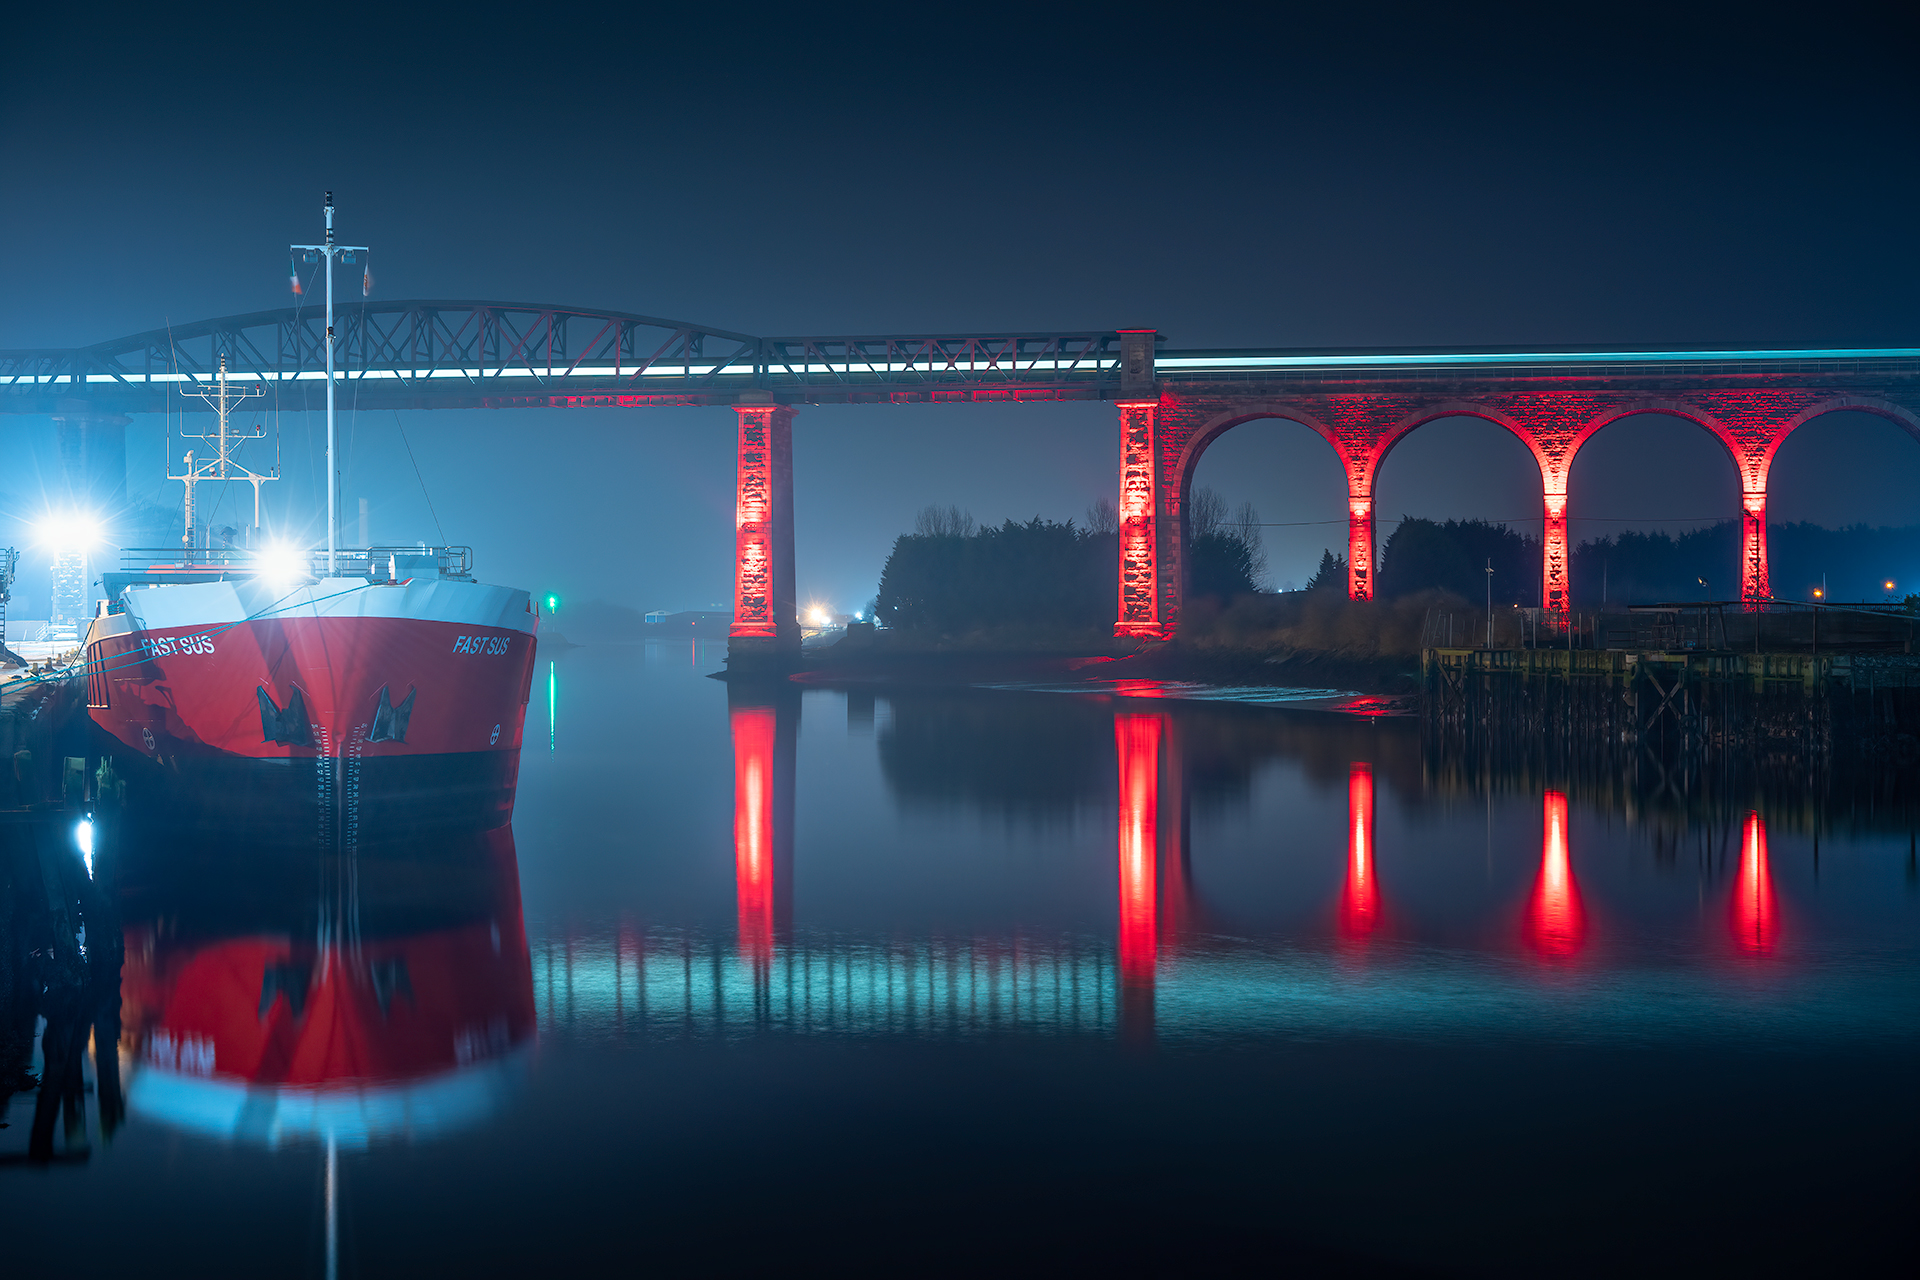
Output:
top-left (1422, 645), bottom-right (1920, 769)
top-left (1420, 646), bottom-right (1920, 839)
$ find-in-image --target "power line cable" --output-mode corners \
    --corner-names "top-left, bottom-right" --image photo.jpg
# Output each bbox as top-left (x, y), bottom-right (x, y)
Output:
top-left (1247, 514), bottom-right (1744, 527)
top-left (392, 412), bottom-right (446, 545)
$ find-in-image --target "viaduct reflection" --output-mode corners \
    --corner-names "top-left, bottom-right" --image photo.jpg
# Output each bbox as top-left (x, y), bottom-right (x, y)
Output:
top-left (727, 687), bottom-right (796, 972)
top-left (1114, 712), bottom-right (1161, 1035)
top-left (1523, 792), bottom-right (1586, 960)
top-left (1731, 811), bottom-right (1778, 956)
top-left (720, 690), bottom-right (1791, 1042)
top-left (1340, 763), bottom-right (1380, 942)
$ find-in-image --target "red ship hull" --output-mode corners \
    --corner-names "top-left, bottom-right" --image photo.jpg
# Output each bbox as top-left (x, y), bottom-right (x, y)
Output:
top-left (86, 576), bottom-right (539, 837)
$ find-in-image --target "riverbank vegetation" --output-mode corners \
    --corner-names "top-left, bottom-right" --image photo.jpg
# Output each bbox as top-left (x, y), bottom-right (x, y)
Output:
top-left (873, 492), bottom-right (1268, 640)
top-left (844, 501), bottom-right (1920, 686)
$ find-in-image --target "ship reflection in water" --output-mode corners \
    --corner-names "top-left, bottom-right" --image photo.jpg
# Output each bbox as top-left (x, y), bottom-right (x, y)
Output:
top-left (6, 643), bottom-right (1916, 1275)
top-left (122, 826), bottom-right (536, 1147)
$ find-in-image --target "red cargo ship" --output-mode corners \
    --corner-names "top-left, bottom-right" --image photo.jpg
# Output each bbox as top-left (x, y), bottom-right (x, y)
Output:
top-left (86, 560), bottom-right (538, 834)
top-left (82, 194), bottom-right (538, 835)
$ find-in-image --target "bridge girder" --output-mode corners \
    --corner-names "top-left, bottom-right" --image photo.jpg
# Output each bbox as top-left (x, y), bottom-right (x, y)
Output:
top-left (0, 301), bottom-right (1138, 414)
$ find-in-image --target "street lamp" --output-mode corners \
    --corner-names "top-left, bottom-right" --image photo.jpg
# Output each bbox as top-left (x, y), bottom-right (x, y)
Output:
top-left (1484, 559), bottom-right (1494, 649)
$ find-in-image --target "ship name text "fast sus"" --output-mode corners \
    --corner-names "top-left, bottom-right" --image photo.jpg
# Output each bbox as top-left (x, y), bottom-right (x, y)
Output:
top-left (453, 634), bottom-right (513, 655)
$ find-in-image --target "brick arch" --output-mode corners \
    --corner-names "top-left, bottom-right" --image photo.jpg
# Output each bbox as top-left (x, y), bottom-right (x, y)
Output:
top-left (1114, 383), bottom-right (1889, 640)
top-left (1369, 403), bottom-right (1565, 608)
top-left (1173, 405), bottom-right (1346, 498)
top-left (1780, 395), bottom-right (1920, 446)
top-left (1571, 400), bottom-right (1782, 608)
top-left (1373, 401), bottom-right (1543, 478)
top-left (1169, 406), bottom-right (1354, 600)
top-left (1574, 399), bottom-right (1743, 474)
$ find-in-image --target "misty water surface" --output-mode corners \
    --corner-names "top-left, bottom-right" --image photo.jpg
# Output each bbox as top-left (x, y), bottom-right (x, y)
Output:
top-left (7, 642), bottom-right (1917, 1277)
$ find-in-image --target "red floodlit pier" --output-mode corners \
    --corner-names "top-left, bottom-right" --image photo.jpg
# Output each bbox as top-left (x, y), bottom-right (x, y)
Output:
top-left (8, 306), bottom-right (1919, 663)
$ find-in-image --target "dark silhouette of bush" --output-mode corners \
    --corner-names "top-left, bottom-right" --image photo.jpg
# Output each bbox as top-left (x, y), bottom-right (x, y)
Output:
top-left (1185, 486), bottom-right (1265, 601)
top-left (877, 517), bottom-right (1117, 633)
top-left (1376, 518), bottom-right (1538, 604)
top-left (1188, 532), bottom-right (1259, 601)
top-left (1304, 549), bottom-right (1347, 592)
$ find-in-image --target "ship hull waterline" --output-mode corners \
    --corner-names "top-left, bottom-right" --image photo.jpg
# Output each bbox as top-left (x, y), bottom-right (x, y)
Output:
top-left (85, 577), bottom-right (539, 838)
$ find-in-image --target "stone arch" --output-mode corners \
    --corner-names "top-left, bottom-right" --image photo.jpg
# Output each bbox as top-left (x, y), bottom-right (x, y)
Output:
top-left (1766, 397), bottom-right (1920, 598)
top-left (1173, 405), bottom-right (1346, 495)
top-left (1172, 405), bottom-right (1352, 597)
top-left (1374, 401), bottom-right (1547, 481)
top-left (1371, 402), bottom-right (1561, 608)
top-left (1573, 399), bottom-right (1744, 481)
top-left (1780, 395), bottom-right (1920, 448)
top-left (1570, 401), bottom-right (1762, 606)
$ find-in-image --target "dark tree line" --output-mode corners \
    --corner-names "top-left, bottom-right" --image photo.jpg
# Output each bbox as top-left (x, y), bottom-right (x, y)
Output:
top-left (875, 492), bottom-right (1269, 633)
top-left (1375, 518), bottom-right (1539, 604)
top-left (1301, 517), bottom-right (1920, 606)
top-left (875, 497), bottom-right (1920, 632)
top-left (1570, 521), bottom-right (1920, 604)
top-left (877, 516), bottom-right (1118, 632)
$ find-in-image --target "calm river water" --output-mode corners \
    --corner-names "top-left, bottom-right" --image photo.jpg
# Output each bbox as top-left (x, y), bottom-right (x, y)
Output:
top-left (8, 642), bottom-right (1918, 1276)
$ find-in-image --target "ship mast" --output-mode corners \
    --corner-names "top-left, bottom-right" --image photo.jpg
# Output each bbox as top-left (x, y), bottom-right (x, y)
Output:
top-left (173, 354), bottom-right (271, 547)
top-left (291, 192), bottom-right (367, 575)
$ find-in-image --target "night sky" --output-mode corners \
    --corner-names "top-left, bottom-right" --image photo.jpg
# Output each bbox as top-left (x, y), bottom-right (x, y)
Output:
top-left (4, 5), bottom-right (1917, 615)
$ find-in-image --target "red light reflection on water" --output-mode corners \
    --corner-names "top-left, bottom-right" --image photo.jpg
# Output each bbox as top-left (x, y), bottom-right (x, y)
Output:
top-left (731, 705), bottom-right (776, 964)
top-left (1109, 679), bottom-right (1175, 700)
top-left (1114, 713), bottom-right (1161, 987)
top-left (1524, 791), bottom-right (1586, 960)
top-left (1731, 811), bottom-right (1777, 955)
top-left (1339, 763), bottom-right (1380, 939)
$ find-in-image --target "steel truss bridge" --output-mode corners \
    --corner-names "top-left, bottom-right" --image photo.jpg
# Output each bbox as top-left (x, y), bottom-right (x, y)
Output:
top-left (6, 300), bottom-right (1920, 413)
top-left (0, 301), bottom-right (1144, 412)
top-left (7, 300), bottom-right (1920, 644)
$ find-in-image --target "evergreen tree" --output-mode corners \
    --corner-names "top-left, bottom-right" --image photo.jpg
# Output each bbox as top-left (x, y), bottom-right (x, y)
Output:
top-left (1304, 549), bottom-right (1347, 592)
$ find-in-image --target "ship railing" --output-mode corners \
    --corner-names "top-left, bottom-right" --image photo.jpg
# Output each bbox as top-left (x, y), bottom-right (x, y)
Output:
top-left (117, 545), bottom-right (475, 580)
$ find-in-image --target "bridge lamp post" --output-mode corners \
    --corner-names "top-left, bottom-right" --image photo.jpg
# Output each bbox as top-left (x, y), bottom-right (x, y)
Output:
top-left (290, 191), bottom-right (369, 576)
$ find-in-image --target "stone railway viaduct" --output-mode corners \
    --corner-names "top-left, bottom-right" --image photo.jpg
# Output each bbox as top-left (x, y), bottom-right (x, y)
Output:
top-left (4, 303), bottom-right (1917, 665)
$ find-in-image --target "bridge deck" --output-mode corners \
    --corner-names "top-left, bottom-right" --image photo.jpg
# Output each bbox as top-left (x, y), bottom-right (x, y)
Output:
top-left (5, 300), bottom-right (1918, 412)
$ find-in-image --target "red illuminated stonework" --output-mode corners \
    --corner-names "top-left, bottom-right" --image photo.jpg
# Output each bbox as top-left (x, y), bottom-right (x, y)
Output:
top-left (1114, 388), bottom-right (1920, 638)
top-left (1115, 401), bottom-right (1164, 638)
top-left (731, 404), bottom-right (799, 660)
